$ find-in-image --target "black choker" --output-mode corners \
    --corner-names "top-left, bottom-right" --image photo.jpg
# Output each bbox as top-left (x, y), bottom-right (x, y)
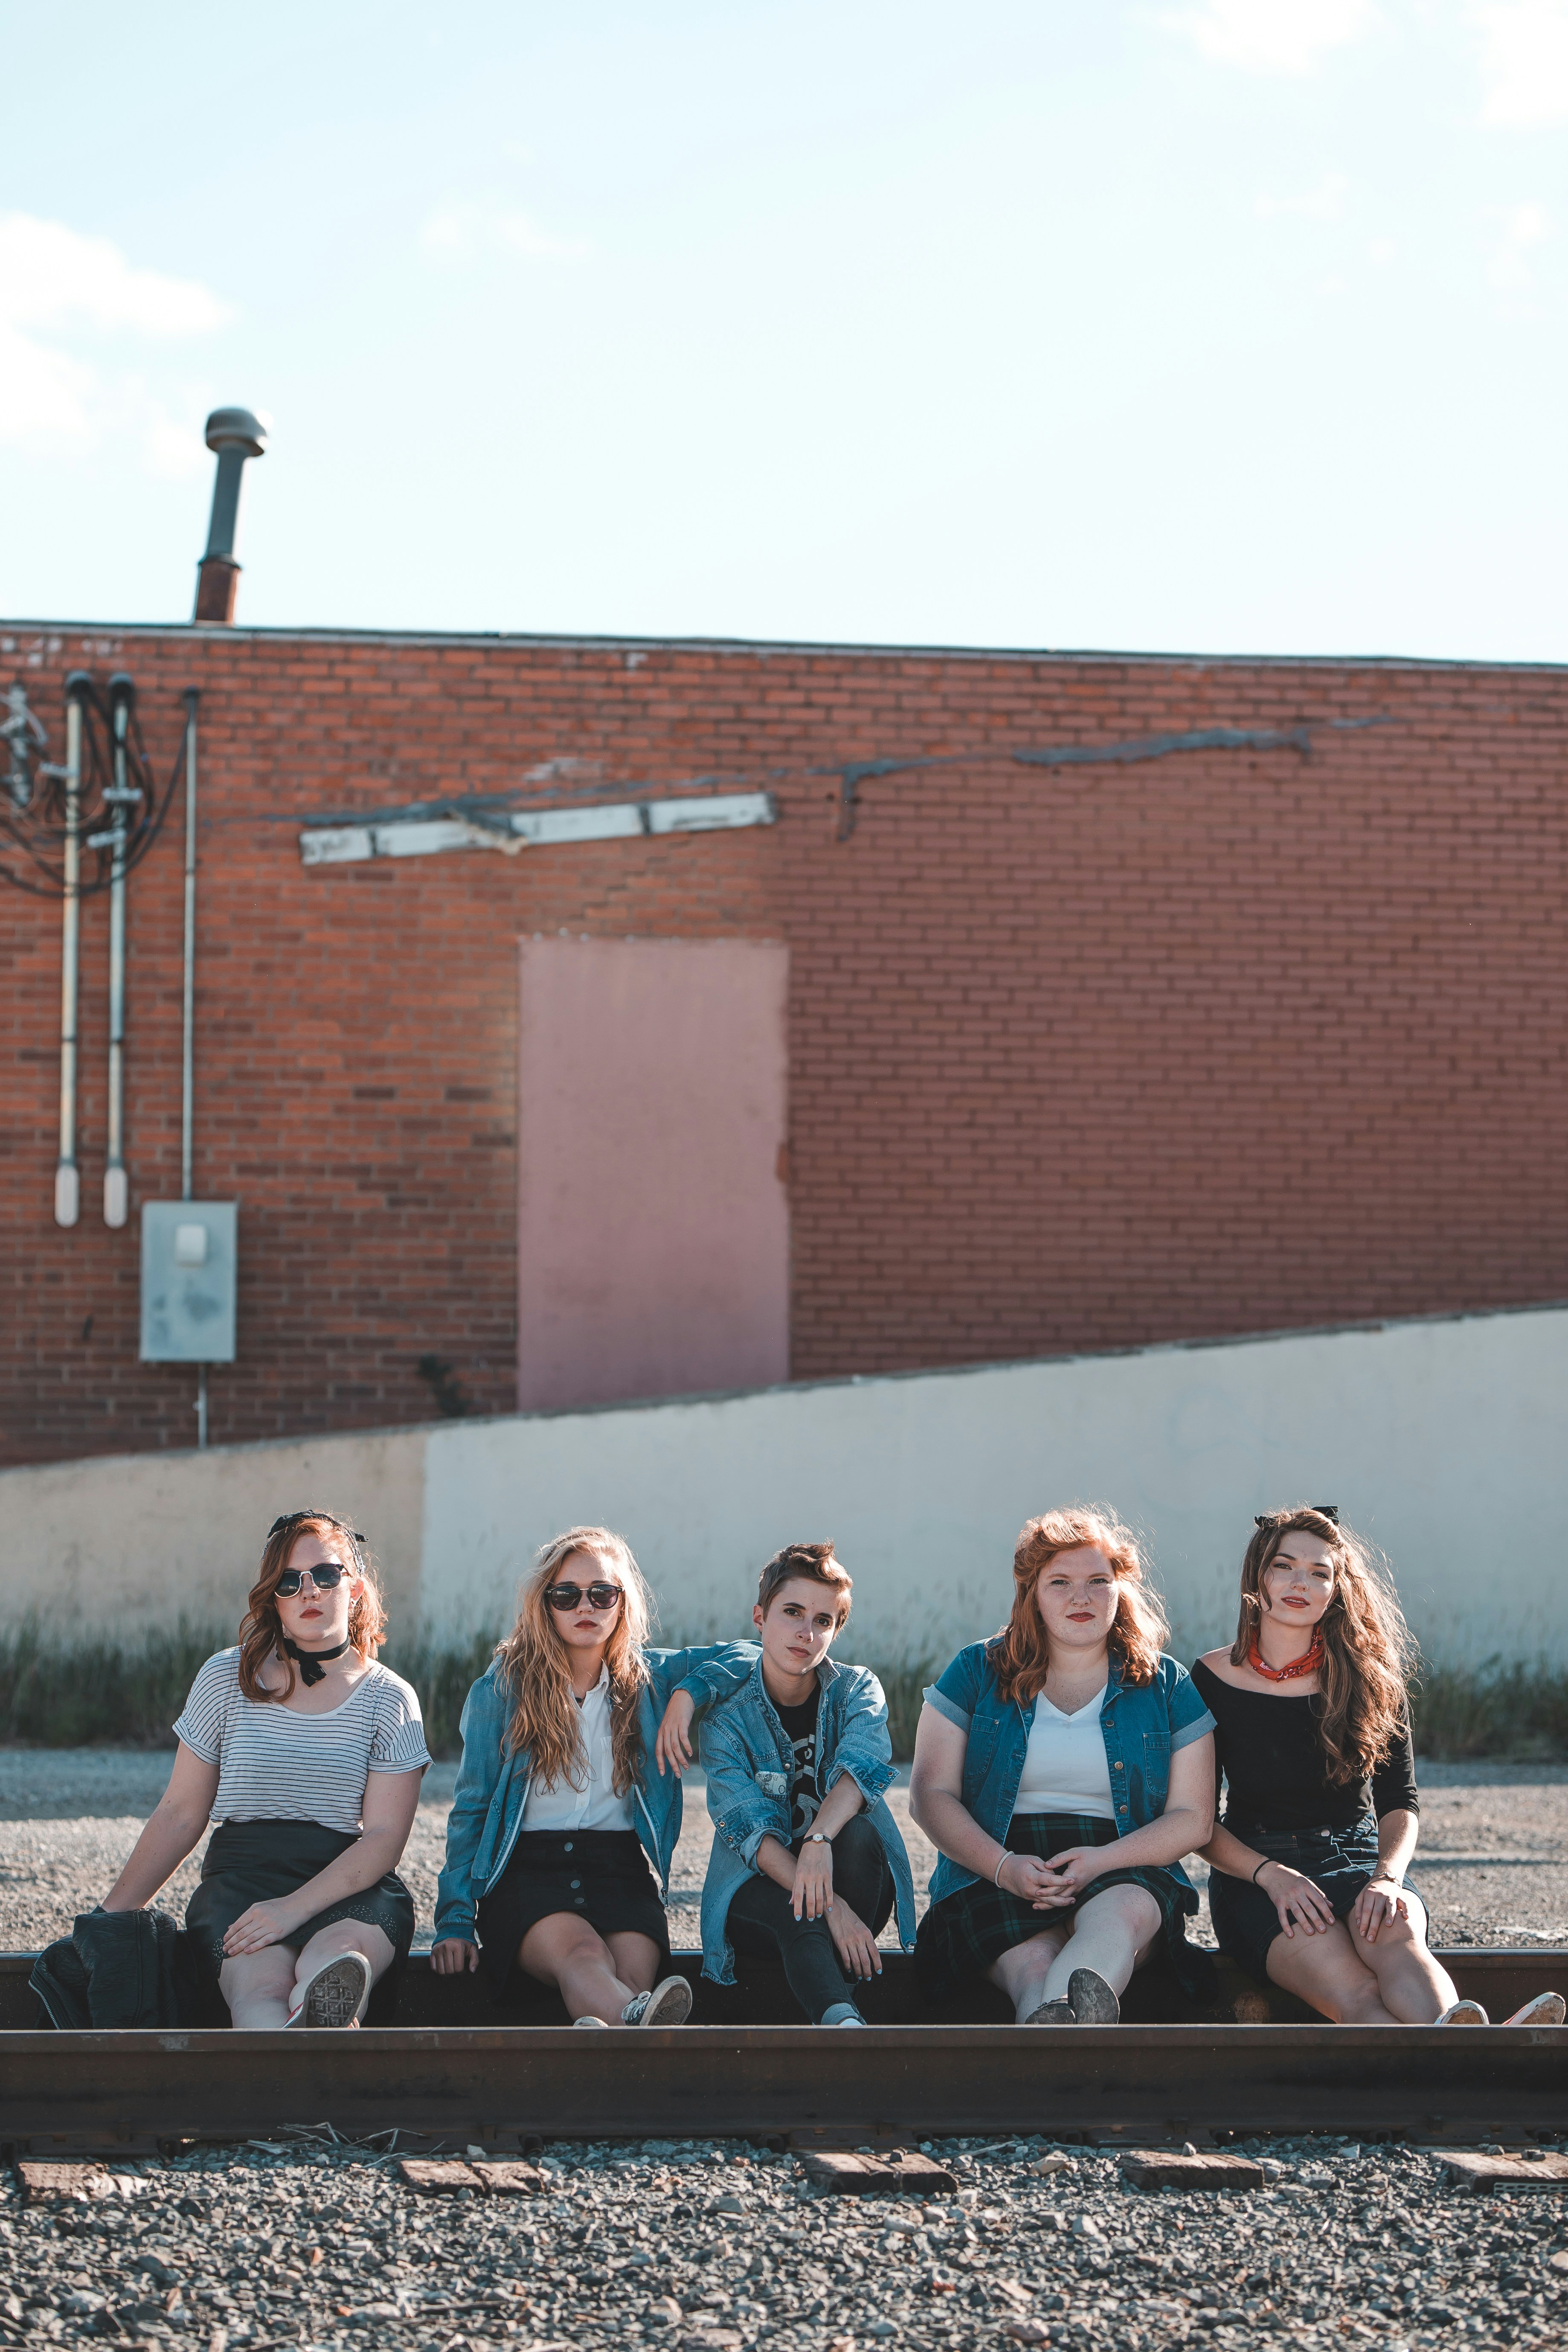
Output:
top-left (282, 1635), bottom-right (351, 1687)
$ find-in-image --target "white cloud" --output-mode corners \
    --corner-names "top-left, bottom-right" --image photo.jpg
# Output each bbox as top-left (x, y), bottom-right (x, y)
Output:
top-left (1472, 1), bottom-right (1568, 124)
top-left (418, 200), bottom-right (587, 264)
top-left (0, 214), bottom-right (232, 454)
top-left (1255, 172), bottom-right (1352, 220)
top-left (1166, 0), bottom-right (1375, 74)
top-left (1489, 196), bottom-right (1551, 288)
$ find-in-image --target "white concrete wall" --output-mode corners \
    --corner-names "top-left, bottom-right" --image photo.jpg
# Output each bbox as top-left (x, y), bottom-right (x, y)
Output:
top-left (3, 1304), bottom-right (1563, 1670)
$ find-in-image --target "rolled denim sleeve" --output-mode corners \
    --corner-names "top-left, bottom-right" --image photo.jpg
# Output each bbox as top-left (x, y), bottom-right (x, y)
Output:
top-left (1164, 1658), bottom-right (1217, 1752)
top-left (921, 1641), bottom-right (987, 1734)
top-left (647, 1641), bottom-right (760, 1711)
top-left (821, 1668), bottom-right (897, 1804)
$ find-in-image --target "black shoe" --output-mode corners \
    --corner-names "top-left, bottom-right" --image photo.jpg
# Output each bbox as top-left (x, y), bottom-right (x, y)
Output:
top-left (1023, 1997), bottom-right (1076, 2024)
top-left (1067, 1967), bottom-right (1120, 2024)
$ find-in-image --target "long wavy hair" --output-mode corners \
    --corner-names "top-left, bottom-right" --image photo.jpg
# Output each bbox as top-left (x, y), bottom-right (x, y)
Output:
top-left (1233, 1507), bottom-right (1414, 1784)
top-left (495, 1526), bottom-right (653, 1794)
top-left (992, 1506), bottom-right (1168, 1703)
top-left (237, 1509), bottom-right (388, 1703)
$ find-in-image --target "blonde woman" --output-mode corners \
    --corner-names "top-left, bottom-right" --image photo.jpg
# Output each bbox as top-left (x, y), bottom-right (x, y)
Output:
top-left (100, 1509), bottom-right (429, 2029)
top-left (910, 1507), bottom-right (1216, 2024)
top-left (431, 1526), bottom-right (756, 2027)
top-left (1195, 1505), bottom-right (1562, 2028)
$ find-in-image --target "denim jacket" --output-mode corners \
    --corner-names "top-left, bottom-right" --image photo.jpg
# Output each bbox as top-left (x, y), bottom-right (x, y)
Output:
top-left (698, 1655), bottom-right (918, 1985)
top-left (922, 1642), bottom-right (1215, 1909)
top-left (433, 1642), bottom-right (758, 1943)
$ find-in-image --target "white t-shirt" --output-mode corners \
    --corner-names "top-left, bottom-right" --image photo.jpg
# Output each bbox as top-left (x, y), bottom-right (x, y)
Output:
top-left (520, 1664), bottom-right (636, 1833)
top-left (173, 1648), bottom-right (430, 1835)
top-left (1010, 1685), bottom-right (1115, 1822)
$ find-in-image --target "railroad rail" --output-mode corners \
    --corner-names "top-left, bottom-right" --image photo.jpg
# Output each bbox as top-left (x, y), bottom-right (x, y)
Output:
top-left (3, 1950), bottom-right (1565, 2156)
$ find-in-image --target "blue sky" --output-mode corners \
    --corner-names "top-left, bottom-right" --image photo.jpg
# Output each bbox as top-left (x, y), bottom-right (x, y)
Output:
top-left (1, 0), bottom-right (1564, 658)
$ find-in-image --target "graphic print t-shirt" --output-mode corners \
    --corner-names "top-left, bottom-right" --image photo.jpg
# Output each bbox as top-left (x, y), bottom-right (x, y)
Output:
top-left (773, 1686), bottom-right (823, 1841)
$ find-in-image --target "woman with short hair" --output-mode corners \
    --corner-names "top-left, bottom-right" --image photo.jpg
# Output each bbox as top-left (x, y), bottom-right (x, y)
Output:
top-left (101, 1508), bottom-right (428, 2028)
top-left (431, 1525), bottom-right (756, 2026)
top-left (910, 1507), bottom-right (1215, 2024)
top-left (1195, 1505), bottom-right (1562, 2027)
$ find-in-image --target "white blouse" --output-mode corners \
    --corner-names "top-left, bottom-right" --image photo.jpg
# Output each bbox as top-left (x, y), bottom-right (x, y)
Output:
top-left (1010, 1685), bottom-right (1115, 1822)
top-left (520, 1665), bottom-right (636, 1833)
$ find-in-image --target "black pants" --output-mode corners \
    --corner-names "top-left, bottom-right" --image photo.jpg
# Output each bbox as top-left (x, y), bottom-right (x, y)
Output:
top-left (726, 1815), bottom-right (894, 2022)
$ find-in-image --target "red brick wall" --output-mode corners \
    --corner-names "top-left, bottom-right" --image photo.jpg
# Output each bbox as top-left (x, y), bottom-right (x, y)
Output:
top-left (4, 622), bottom-right (1566, 1466)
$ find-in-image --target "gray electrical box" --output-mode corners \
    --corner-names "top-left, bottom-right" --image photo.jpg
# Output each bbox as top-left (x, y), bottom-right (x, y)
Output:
top-left (140, 1202), bottom-right (238, 1363)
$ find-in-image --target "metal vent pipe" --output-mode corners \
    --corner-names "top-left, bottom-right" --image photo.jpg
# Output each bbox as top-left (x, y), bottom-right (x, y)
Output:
top-left (193, 407), bottom-right (267, 626)
top-left (101, 673), bottom-right (137, 1227)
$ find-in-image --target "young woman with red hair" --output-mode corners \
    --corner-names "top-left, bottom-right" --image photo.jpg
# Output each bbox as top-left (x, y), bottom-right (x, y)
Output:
top-left (1196, 1505), bottom-right (1562, 2028)
top-left (910, 1507), bottom-right (1215, 2024)
top-left (99, 1509), bottom-right (429, 2029)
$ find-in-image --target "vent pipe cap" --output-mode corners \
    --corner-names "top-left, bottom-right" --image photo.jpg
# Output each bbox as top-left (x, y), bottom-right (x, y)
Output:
top-left (204, 407), bottom-right (267, 460)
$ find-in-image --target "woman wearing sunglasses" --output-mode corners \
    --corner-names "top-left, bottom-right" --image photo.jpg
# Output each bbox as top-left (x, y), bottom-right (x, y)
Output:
top-left (99, 1509), bottom-right (429, 2029)
top-left (431, 1525), bottom-right (757, 2027)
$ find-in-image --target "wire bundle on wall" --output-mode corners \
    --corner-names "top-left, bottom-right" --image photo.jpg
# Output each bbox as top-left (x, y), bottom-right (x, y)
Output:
top-left (0, 674), bottom-right (188, 902)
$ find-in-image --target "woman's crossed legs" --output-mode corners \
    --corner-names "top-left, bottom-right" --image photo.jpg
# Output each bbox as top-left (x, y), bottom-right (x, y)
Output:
top-left (221, 1919), bottom-right (396, 2029)
top-left (988, 1882), bottom-right (1162, 2023)
top-left (518, 1912), bottom-right (664, 2026)
top-left (1264, 1890), bottom-right (1457, 2022)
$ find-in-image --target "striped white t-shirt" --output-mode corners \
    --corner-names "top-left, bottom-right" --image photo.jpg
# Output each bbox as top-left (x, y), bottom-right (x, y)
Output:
top-left (173, 1648), bottom-right (431, 1834)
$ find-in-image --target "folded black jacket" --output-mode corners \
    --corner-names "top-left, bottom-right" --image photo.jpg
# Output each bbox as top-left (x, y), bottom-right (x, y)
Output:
top-left (30, 1908), bottom-right (207, 2029)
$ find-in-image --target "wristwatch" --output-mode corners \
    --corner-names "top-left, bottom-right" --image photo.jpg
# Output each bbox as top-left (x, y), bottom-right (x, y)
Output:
top-left (806, 1832), bottom-right (833, 1845)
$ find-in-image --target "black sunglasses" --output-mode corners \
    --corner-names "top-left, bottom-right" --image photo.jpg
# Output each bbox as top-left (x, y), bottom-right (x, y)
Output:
top-left (274, 1563), bottom-right (352, 1597)
top-left (545, 1581), bottom-right (624, 1613)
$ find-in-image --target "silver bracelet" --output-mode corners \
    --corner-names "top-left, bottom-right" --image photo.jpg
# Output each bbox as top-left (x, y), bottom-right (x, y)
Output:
top-left (994, 1851), bottom-right (1009, 1886)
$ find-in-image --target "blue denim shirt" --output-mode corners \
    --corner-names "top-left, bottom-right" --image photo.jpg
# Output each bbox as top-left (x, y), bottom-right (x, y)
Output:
top-left (433, 1642), bottom-right (758, 1943)
top-left (698, 1655), bottom-right (918, 1985)
top-left (922, 1642), bottom-right (1215, 1909)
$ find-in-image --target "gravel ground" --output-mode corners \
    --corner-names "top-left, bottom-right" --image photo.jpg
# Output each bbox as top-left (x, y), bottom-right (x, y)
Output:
top-left (3, 2131), bottom-right (1566, 2352)
top-left (4, 1751), bottom-right (1566, 1955)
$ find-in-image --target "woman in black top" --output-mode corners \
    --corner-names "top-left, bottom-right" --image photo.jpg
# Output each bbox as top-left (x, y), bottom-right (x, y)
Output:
top-left (1195, 1506), bottom-right (1562, 2027)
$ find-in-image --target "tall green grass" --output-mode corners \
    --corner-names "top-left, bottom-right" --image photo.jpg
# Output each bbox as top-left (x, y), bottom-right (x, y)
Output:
top-left (3, 1622), bottom-right (1566, 1764)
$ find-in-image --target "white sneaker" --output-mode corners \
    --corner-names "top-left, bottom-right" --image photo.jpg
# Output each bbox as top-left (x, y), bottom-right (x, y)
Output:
top-left (621, 1976), bottom-right (693, 2027)
top-left (572, 2015), bottom-right (611, 2028)
top-left (1434, 1998), bottom-right (1489, 2025)
top-left (286, 1951), bottom-right (372, 2029)
top-left (1501, 1992), bottom-right (1566, 2027)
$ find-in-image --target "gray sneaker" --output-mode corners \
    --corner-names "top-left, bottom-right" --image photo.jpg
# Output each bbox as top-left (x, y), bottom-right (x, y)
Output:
top-left (621, 1976), bottom-right (693, 2027)
top-left (1067, 1967), bottom-right (1120, 2025)
top-left (287, 1950), bottom-right (372, 2029)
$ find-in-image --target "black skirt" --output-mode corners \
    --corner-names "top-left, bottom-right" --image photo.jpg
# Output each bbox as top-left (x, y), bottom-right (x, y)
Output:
top-left (914, 1812), bottom-right (1208, 2003)
top-left (476, 1829), bottom-right (669, 1992)
top-left (186, 1820), bottom-right (416, 1976)
top-left (1207, 1815), bottom-right (1430, 1986)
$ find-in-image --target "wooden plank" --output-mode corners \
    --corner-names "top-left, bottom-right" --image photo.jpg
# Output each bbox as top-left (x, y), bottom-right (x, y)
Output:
top-left (1121, 2149), bottom-right (1265, 2191)
top-left (397, 2158), bottom-right (481, 2193)
top-left (15, 2160), bottom-right (113, 2204)
top-left (800, 2150), bottom-right (958, 2195)
top-left (470, 2159), bottom-right (546, 2196)
top-left (1434, 2150), bottom-right (1568, 2190)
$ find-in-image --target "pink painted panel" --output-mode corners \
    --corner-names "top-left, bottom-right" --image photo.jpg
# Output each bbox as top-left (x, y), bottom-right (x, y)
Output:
top-left (517, 937), bottom-right (790, 1411)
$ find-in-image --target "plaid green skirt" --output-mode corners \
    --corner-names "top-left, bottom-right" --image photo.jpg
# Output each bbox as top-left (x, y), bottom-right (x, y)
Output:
top-left (914, 1811), bottom-right (1205, 2003)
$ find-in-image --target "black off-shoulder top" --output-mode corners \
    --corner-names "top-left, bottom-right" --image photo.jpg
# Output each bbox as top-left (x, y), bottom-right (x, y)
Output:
top-left (1189, 1657), bottom-right (1419, 1833)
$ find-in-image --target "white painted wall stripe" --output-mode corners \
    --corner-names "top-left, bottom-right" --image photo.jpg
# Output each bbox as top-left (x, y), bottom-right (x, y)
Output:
top-left (299, 791), bottom-right (777, 866)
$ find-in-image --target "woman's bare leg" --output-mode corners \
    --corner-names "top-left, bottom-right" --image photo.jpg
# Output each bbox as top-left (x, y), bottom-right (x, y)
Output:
top-left (987, 1924), bottom-right (1069, 2021)
top-left (519, 1913), bottom-right (644, 2024)
top-left (1042, 1884), bottom-right (1161, 2004)
top-left (604, 1931), bottom-right (663, 2001)
top-left (1266, 1918), bottom-right (1398, 2021)
top-left (220, 1947), bottom-right (297, 2028)
top-left (1347, 1895), bottom-right (1457, 2022)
